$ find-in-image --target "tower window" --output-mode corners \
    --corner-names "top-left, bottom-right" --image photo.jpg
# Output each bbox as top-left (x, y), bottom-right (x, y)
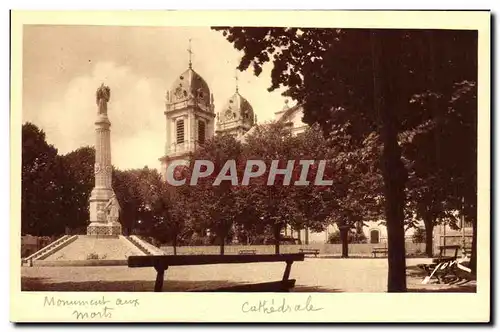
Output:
top-left (198, 120), bottom-right (206, 144)
top-left (176, 119), bottom-right (185, 144)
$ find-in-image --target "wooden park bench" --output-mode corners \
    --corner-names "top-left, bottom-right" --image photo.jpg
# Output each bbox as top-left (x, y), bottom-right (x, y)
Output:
top-left (433, 245), bottom-right (460, 264)
top-left (299, 248), bottom-right (320, 257)
top-left (127, 253), bottom-right (305, 292)
top-left (371, 247), bottom-right (388, 257)
top-left (421, 257), bottom-right (475, 285)
top-left (238, 249), bottom-right (257, 255)
top-left (462, 246), bottom-right (473, 257)
top-left (418, 245), bottom-right (463, 284)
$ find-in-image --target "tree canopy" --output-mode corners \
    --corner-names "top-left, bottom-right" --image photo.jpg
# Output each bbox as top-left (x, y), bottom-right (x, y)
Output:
top-left (213, 27), bottom-right (478, 290)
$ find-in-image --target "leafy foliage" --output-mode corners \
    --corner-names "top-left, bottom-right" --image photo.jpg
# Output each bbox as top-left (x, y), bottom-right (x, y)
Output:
top-left (59, 146), bottom-right (95, 233)
top-left (411, 227), bottom-right (426, 244)
top-left (327, 229), bottom-right (367, 244)
top-left (213, 27), bottom-right (477, 291)
top-left (22, 123), bottom-right (63, 236)
top-left (183, 134), bottom-right (244, 253)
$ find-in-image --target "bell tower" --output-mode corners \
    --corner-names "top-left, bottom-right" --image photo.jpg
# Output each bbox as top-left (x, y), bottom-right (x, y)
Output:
top-left (216, 69), bottom-right (255, 139)
top-left (160, 40), bottom-right (216, 179)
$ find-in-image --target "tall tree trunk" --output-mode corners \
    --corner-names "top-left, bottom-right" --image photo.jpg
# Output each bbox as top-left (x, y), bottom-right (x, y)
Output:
top-left (382, 128), bottom-right (408, 292)
top-left (220, 232), bottom-right (225, 255)
top-left (173, 235), bottom-right (177, 256)
top-left (371, 30), bottom-right (408, 292)
top-left (274, 224), bottom-right (280, 254)
top-left (340, 226), bottom-right (349, 258)
top-left (423, 216), bottom-right (435, 258)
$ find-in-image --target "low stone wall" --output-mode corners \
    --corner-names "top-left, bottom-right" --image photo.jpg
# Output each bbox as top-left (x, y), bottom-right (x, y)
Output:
top-left (160, 243), bottom-right (425, 256)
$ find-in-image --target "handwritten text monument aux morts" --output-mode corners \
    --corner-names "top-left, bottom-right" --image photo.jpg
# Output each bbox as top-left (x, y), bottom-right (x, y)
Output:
top-left (44, 296), bottom-right (139, 320)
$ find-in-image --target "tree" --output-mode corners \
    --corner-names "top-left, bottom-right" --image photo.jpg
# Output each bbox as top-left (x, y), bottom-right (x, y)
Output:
top-left (293, 124), bottom-right (383, 257)
top-left (328, 229), bottom-right (367, 244)
top-left (134, 167), bottom-right (188, 255)
top-left (402, 80), bottom-right (477, 259)
top-left (411, 227), bottom-right (426, 244)
top-left (22, 123), bottom-right (64, 236)
top-left (328, 127), bottom-right (384, 258)
top-left (214, 27), bottom-right (477, 291)
top-left (240, 122), bottom-right (303, 254)
top-left (291, 125), bottom-right (336, 240)
top-left (185, 134), bottom-right (244, 254)
top-left (112, 169), bottom-right (142, 235)
top-left (59, 146), bottom-right (95, 234)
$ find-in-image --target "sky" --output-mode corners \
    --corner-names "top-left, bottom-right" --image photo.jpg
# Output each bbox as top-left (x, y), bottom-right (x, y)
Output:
top-left (22, 25), bottom-right (292, 171)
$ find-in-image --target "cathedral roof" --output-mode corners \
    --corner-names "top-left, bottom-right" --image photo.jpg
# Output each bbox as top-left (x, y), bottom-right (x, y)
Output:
top-left (218, 91), bottom-right (255, 125)
top-left (167, 67), bottom-right (212, 111)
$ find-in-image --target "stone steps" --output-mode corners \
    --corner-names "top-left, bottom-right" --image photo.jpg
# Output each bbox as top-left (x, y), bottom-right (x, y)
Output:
top-left (41, 235), bottom-right (143, 261)
top-left (22, 235), bottom-right (78, 265)
top-left (128, 235), bottom-right (165, 255)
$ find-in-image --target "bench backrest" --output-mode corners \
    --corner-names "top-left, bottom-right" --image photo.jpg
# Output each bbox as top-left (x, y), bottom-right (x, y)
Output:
top-left (439, 245), bottom-right (461, 249)
top-left (128, 253), bottom-right (305, 268)
top-left (438, 245), bottom-right (460, 257)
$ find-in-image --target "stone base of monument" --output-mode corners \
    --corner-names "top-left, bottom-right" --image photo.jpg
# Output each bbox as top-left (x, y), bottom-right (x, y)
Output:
top-left (28, 234), bottom-right (149, 267)
top-left (22, 221), bottom-right (169, 266)
top-left (87, 222), bottom-right (122, 236)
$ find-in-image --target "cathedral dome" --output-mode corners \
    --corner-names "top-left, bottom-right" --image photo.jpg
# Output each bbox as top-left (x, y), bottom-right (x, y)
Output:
top-left (166, 67), bottom-right (213, 112)
top-left (219, 91), bottom-right (255, 126)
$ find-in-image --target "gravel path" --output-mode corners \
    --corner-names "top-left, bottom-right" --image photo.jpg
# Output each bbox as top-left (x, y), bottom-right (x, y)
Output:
top-left (21, 258), bottom-right (475, 293)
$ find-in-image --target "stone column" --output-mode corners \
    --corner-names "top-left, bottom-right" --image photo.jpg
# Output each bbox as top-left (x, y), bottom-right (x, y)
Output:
top-left (87, 84), bottom-right (122, 236)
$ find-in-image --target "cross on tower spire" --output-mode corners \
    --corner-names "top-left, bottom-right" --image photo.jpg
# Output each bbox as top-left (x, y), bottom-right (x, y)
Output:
top-left (187, 38), bottom-right (193, 69)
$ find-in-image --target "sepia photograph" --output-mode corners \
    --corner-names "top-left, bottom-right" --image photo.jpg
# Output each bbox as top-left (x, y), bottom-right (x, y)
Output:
top-left (10, 10), bottom-right (490, 323)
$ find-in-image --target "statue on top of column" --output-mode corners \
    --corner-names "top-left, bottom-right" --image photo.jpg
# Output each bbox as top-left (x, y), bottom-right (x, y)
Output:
top-left (96, 83), bottom-right (111, 115)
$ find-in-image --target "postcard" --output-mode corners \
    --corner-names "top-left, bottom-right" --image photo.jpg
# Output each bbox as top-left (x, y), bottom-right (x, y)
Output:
top-left (10, 10), bottom-right (490, 323)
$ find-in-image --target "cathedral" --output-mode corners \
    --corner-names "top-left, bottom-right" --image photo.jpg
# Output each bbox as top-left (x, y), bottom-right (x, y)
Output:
top-left (158, 53), bottom-right (309, 176)
top-left (157, 52), bottom-right (468, 248)
top-left (156, 54), bottom-right (359, 245)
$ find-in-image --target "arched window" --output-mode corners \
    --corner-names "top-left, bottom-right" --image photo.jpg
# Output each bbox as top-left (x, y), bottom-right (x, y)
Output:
top-left (176, 119), bottom-right (185, 144)
top-left (198, 120), bottom-right (206, 144)
top-left (370, 229), bottom-right (380, 244)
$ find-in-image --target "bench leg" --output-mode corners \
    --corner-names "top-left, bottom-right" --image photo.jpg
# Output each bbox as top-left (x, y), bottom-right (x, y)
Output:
top-left (154, 266), bottom-right (168, 292)
top-left (282, 261), bottom-right (293, 281)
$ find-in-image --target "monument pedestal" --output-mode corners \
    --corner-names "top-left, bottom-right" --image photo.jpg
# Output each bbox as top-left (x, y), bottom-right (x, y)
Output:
top-left (87, 222), bottom-right (122, 237)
